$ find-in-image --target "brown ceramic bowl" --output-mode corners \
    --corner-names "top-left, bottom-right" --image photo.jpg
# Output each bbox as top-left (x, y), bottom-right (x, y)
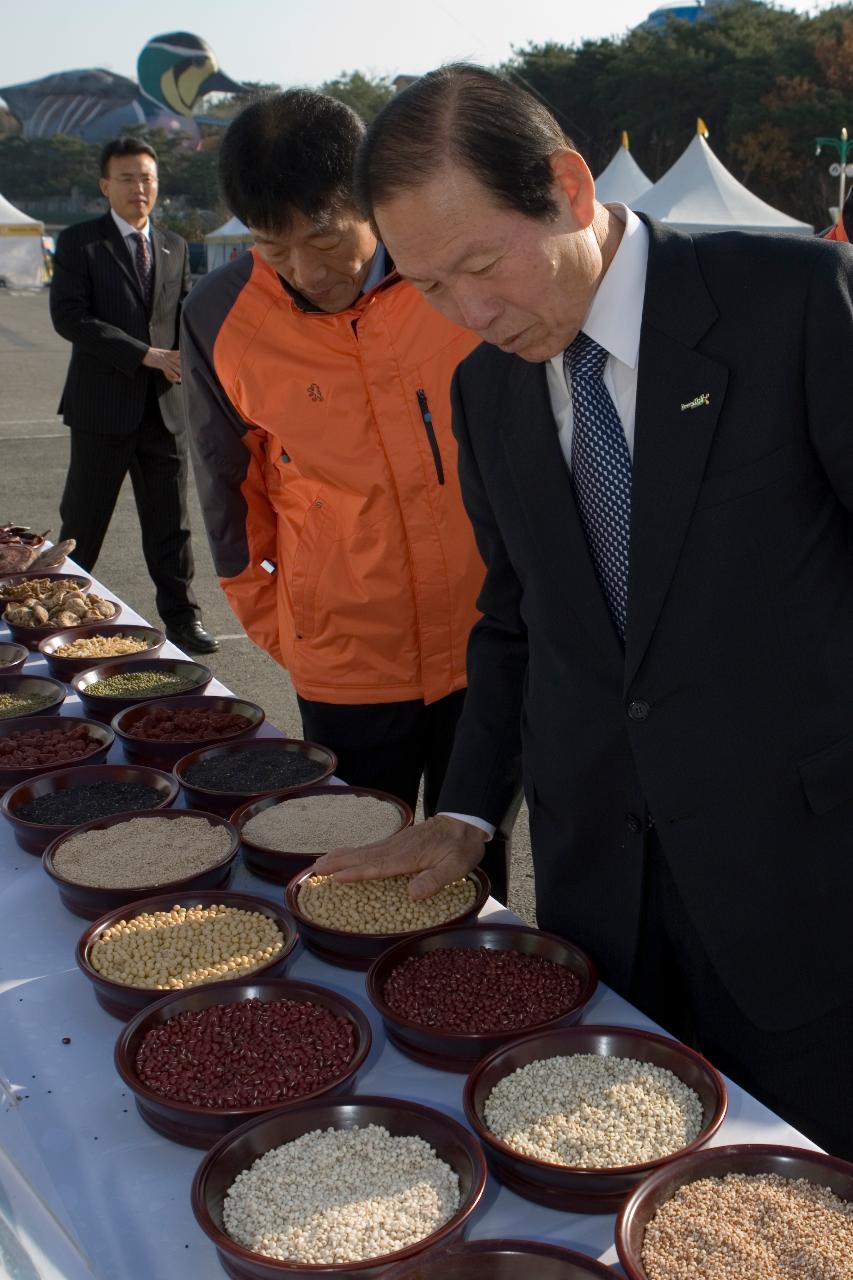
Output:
top-left (285, 865), bottom-right (491, 971)
top-left (233, 786), bottom-right (413, 883)
top-left (113, 694), bottom-right (265, 768)
top-left (39, 623), bottom-right (165, 682)
top-left (0, 642), bottom-right (29, 674)
top-left (616, 1143), bottom-right (853, 1279)
top-left (0, 715), bottom-right (114, 796)
top-left (115, 978), bottom-right (372, 1147)
top-left (192, 1096), bottom-right (488, 1280)
top-left (463, 1025), bottom-right (728, 1215)
top-left (366, 923), bottom-right (598, 1072)
top-left (41, 788), bottom-right (248, 921)
top-left (71, 657), bottom-right (212, 721)
top-left (0, 574), bottom-right (117, 648)
top-left (76, 888), bottom-right (299, 1019)
top-left (0, 673), bottom-right (67, 720)
top-left (174, 738), bottom-right (337, 817)
top-left (383, 1239), bottom-right (619, 1279)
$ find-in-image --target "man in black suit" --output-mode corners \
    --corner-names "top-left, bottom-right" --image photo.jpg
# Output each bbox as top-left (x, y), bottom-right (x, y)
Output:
top-left (50, 137), bottom-right (217, 654)
top-left (316, 66), bottom-right (853, 1156)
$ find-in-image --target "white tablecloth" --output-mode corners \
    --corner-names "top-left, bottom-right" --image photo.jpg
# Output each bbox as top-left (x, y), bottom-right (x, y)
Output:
top-left (0, 565), bottom-right (817, 1279)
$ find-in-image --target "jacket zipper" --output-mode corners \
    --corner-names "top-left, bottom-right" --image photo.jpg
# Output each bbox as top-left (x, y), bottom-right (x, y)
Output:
top-left (416, 389), bottom-right (445, 485)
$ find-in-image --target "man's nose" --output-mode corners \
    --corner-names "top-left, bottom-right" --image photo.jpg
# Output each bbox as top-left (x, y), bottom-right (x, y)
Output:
top-left (454, 285), bottom-right (502, 335)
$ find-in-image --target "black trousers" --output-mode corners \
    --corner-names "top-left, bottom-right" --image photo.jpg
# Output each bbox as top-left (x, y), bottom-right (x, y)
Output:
top-left (297, 689), bottom-right (514, 903)
top-left (631, 830), bottom-right (853, 1160)
top-left (59, 405), bottom-right (198, 626)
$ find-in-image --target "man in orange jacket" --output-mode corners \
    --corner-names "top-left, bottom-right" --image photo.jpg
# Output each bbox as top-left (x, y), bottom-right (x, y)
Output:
top-left (182, 91), bottom-right (514, 897)
top-left (825, 186), bottom-right (852, 242)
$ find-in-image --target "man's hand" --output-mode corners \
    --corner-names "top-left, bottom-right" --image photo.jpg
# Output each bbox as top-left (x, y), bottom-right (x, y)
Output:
top-left (142, 347), bottom-right (182, 383)
top-left (313, 815), bottom-right (488, 901)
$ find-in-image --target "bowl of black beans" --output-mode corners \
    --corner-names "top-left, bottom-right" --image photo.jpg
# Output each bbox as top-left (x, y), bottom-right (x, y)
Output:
top-left (3, 761), bottom-right (179, 856)
top-left (174, 738), bottom-right (337, 817)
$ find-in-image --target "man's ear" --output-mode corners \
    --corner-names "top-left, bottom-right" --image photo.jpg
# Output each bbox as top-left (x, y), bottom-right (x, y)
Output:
top-left (98, 177), bottom-right (111, 201)
top-left (549, 150), bottom-right (597, 231)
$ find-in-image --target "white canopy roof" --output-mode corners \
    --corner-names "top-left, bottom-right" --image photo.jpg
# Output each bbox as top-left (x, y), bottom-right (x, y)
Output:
top-left (632, 132), bottom-right (812, 234)
top-left (0, 191), bottom-right (44, 289)
top-left (595, 136), bottom-right (653, 205)
top-left (0, 191), bottom-right (42, 232)
top-left (205, 215), bottom-right (249, 243)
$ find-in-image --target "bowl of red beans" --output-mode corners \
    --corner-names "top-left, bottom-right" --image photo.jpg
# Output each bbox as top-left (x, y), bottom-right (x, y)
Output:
top-left (366, 922), bottom-right (598, 1071)
top-left (112, 694), bottom-right (265, 767)
top-left (383, 1239), bottom-right (619, 1280)
top-left (114, 978), bottom-right (372, 1147)
top-left (0, 715), bottom-right (114, 795)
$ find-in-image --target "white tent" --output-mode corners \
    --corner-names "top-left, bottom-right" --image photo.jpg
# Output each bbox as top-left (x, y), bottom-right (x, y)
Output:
top-left (632, 125), bottom-right (812, 234)
top-left (595, 133), bottom-right (653, 205)
top-left (204, 216), bottom-right (252, 272)
top-left (0, 192), bottom-right (45, 289)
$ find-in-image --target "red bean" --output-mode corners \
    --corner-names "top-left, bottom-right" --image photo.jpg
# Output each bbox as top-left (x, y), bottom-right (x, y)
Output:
top-left (135, 997), bottom-right (356, 1107)
top-left (0, 725), bottom-right (100, 768)
top-left (129, 707), bottom-right (251, 743)
top-left (383, 947), bottom-right (582, 1033)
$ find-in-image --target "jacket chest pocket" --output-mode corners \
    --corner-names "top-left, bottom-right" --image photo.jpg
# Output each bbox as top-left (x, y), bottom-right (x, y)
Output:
top-left (291, 498), bottom-right (336, 640)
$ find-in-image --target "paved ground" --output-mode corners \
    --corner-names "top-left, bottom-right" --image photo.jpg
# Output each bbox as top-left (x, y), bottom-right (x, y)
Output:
top-left (0, 287), bottom-right (536, 921)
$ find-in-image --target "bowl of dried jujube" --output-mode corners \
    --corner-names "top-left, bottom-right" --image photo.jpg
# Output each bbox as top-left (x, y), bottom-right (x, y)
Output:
top-left (463, 1025), bottom-right (727, 1214)
top-left (366, 922), bottom-right (598, 1071)
top-left (233, 786), bottom-right (412, 882)
top-left (616, 1143), bottom-right (853, 1280)
top-left (43, 805), bottom-right (236, 918)
top-left (285, 865), bottom-right (490, 969)
top-left (192, 1096), bottom-right (488, 1280)
top-left (114, 978), bottom-right (372, 1147)
top-left (76, 888), bottom-right (298, 1019)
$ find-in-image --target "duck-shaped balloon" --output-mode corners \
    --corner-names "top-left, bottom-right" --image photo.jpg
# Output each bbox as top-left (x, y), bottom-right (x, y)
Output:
top-left (0, 32), bottom-right (245, 142)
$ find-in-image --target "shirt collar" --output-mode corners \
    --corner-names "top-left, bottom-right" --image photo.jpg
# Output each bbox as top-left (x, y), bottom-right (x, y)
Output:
top-left (361, 243), bottom-right (389, 294)
top-left (111, 208), bottom-right (151, 241)
top-left (574, 203), bottom-right (648, 371)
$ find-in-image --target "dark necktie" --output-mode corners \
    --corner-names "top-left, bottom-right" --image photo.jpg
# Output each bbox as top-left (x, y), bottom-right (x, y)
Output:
top-left (132, 231), bottom-right (153, 309)
top-left (564, 331), bottom-right (632, 641)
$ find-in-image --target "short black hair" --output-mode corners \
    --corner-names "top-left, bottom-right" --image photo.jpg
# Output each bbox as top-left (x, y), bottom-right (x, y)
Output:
top-left (219, 90), bottom-right (366, 233)
top-left (355, 64), bottom-right (576, 226)
top-left (100, 137), bottom-right (158, 178)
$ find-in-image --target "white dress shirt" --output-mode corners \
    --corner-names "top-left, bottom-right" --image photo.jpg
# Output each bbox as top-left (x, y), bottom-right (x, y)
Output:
top-left (441, 204), bottom-right (649, 840)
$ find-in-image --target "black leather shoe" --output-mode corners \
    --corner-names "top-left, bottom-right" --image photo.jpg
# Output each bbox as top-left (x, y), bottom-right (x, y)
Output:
top-left (164, 618), bottom-right (220, 655)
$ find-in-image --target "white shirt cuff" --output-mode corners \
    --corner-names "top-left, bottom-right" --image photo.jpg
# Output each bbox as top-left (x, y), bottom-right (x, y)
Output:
top-left (437, 812), bottom-right (496, 841)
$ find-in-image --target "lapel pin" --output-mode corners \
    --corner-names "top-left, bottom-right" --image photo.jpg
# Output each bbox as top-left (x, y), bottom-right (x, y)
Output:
top-left (680, 392), bottom-right (710, 411)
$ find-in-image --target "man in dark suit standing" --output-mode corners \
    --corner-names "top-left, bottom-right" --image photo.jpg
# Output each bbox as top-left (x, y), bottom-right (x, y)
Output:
top-left (317, 66), bottom-right (853, 1157)
top-left (50, 137), bottom-right (217, 654)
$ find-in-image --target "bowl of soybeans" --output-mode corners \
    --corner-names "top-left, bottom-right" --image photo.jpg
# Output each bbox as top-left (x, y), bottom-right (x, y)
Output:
top-left (39, 623), bottom-right (165, 681)
top-left (76, 888), bottom-right (298, 1019)
top-left (616, 1143), bottom-right (853, 1280)
top-left (285, 864), bottom-right (491, 969)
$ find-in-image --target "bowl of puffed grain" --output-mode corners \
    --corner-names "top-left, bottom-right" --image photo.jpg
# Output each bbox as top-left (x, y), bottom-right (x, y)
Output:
top-left (39, 623), bottom-right (165, 681)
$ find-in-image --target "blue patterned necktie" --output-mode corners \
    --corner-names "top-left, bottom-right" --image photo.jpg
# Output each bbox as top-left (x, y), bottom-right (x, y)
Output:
top-left (132, 231), bottom-right (154, 309)
top-left (564, 331), bottom-right (632, 641)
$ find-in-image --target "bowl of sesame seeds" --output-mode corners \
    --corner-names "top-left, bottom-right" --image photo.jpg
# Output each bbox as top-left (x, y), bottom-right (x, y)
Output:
top-left (76, 888), bottom-right (298, 1019)
top-left (463, 1024), bottom-right (727, 1214)
top-left (191, 1095), bottom-right (488, 1279)
top-left (616, 1143), bottom-right (853, 1280)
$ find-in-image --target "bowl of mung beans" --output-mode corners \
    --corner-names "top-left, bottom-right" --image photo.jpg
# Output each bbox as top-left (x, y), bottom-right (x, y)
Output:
top-left (0, 642), bottom-right (29, 674)
top-left (366, 922), bottom-right (598, 1072)
top-left (42, 802), bottom-right (238, 918)
top-left (174, 737), bottom-right (337, 816)
top-left (192, 1095), bottom-right (488, 1280)
top-left (113, 694), bottom-right (265, 767)
top-left (115, 977), bottom-right (372, 1147)
top-left (0, 715), bottom-right (114, 795)
top-left (383, 1239), bottom-right (620, 1279)
top-left (0, 673), bottom-right (67, 720)
top-left (76, 888), bottom-right (298, 1019)
top-left (39, 623), bottom-right (165, 681)
top-left (233, 785), bottom-right (413, 882)
top-left (463, 1024), bottom-right (727, 1214)
top-left (616, 1143), bottom-right (853, 1280)
top-left (71, 657), bottom-right (213, 720)
top-left (285, 865), bottom-right (491, 970)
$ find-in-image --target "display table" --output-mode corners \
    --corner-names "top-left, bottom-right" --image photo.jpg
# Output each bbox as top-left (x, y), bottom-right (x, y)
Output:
top-left (0, 565), bottom-right (817, 1279)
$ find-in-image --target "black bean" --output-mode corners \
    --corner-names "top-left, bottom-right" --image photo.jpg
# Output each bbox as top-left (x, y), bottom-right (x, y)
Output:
top-left (183, 749), bottom-right (326, 794)
top-left (19, 781), bottom-right (163, 825)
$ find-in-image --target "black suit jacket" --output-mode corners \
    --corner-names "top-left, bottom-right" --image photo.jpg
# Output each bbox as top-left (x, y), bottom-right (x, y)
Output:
top-left (50, 213), bottom-right (191, 434)
top-left (439, 218), bottom-right (853, 1032)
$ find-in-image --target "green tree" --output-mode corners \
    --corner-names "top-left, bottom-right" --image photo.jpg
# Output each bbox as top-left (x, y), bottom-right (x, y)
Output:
top-left (320, 70), bottom-right (394, 122)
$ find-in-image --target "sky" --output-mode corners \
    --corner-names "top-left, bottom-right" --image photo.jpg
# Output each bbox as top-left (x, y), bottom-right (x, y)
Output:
top-left (0, 0), bottom-right (832, 94)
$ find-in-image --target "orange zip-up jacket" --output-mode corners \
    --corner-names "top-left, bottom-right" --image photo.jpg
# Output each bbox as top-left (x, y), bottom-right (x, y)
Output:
top-left (181, 249), bottom-right (483, 705)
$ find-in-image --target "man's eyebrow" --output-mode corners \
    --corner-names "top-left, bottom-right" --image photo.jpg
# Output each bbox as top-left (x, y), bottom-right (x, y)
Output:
top-left (401, 243), bottom-right (500, 283)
